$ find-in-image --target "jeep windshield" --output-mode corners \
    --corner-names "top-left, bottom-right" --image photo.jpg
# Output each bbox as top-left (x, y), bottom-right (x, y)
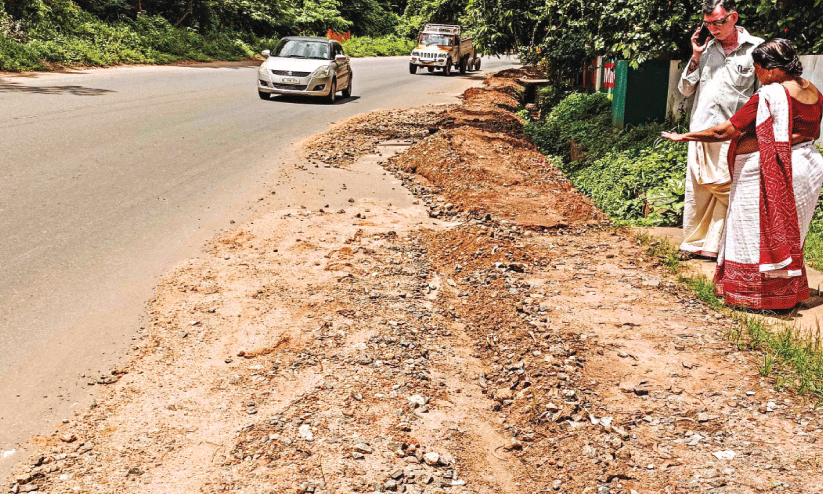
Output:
top-left (419, 34), bottom-right (453, 47)
top-left (274, 40), bottom-right (332, 60)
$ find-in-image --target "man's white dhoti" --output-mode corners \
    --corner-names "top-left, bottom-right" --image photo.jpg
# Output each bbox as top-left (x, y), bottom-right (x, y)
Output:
top-left (681, 141), bottom-right (732, 257)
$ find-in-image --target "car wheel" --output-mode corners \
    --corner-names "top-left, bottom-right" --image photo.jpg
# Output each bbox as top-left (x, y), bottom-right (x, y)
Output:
top-left (409, 63), bottom-right (417, 74)
top-left (342, 76), bottom-right (352, 98)
top-left (459, 57), bottom-right (467, 75)
top-left (474, 57), bottom-right (481, 71)
top-left (258, 90), bottom-right (270, 100)
top-left (326, 78), bottom-right (337, 104)
top-left (443, 60), bottom-right (451, 76)
top-left (427, 67), bottom-right (434, 73)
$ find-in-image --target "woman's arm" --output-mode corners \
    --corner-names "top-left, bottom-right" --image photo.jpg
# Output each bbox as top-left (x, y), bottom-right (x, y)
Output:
top-left (661, 120), bottom-right (741, 143)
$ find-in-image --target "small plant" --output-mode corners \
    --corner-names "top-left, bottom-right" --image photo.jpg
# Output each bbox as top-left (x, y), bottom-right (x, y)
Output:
top-left (760, 353), bottom-right (776, 377)
top-left (636, 233), bottom-right (681, 274)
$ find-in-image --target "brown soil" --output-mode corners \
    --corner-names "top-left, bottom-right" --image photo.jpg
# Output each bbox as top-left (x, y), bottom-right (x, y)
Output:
top-left (7, 69), bottom-right (823, 494)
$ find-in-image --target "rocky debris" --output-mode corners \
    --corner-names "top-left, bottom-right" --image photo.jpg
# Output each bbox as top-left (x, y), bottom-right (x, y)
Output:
top-left (302, 106), bottom-right (453, 168)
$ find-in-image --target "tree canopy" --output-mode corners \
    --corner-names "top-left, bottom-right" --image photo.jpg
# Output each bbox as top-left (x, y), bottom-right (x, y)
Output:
top-left (1, 0), bottom-right (820, 72)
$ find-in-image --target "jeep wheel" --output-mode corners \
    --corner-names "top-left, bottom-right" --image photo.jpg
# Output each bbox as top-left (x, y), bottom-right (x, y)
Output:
top-left (427, 67), bottom-right (434, 73)
top-left (409, 63), bottom-right (417, 74)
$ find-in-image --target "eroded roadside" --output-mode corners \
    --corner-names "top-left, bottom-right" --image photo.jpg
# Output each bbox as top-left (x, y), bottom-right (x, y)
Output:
top-left (6, 70), bottom-right (823, 494)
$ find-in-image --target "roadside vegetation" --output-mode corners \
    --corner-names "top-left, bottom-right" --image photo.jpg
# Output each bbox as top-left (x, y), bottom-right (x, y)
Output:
top-left (523, 92), bottom-right (688, 227)
top-left (342, 35), bottom-right (415, 57)
top-left (2, 0), bottom-right (816, 72)
top-left (526, 91), bottom-right (823, 267)
top-left (0, 0), bottom-right (444, 71)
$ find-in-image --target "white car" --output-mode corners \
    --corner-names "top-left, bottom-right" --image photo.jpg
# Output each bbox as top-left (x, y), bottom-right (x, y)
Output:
top-left (257, 37), bottom-right (353, 103)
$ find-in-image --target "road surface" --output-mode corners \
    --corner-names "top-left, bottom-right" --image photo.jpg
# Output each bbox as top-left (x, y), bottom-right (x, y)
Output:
top-left (0, 55), bottom-right (520, 473)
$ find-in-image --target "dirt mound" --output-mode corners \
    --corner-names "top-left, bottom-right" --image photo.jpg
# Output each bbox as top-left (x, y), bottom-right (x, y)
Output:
top-left (479, 67), bottom-right (540, 99)
top-left (302, 105), bottom-right (454, 167)
top-left (461, 86), bottom-right (520, 112)
top-left (440, 73), bottom-right (526, 135)
top-left (387, 69), bottom-right (605, 230)
top-left (388, 127), bottom-right (604, 229)
top-left (442, 106), bottom-right (523, 135)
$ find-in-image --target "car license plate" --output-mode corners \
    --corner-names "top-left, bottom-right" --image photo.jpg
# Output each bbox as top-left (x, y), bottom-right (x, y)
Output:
top-left (282, 77), bottom-right (299, 84)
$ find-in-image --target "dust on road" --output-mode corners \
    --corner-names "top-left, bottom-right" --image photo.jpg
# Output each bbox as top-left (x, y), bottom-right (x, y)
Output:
top-left (6, 70), bottom-right (823, 494)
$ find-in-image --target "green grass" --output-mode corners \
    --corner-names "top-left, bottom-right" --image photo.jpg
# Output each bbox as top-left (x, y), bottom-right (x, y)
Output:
top-left (805, 218), bottom-right (823, 272)
top-left (635, 230), bottom-right (682, 274)
top-left (640, 234), bottom-right (823, 402)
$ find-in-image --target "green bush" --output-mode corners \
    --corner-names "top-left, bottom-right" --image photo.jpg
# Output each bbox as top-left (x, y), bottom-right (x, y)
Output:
top-left (572, 140), bottom-right (687, 226)
top-left (524, 92), bottom-right (687, 226)
top-left (343, 35), bottom-right (415, 57)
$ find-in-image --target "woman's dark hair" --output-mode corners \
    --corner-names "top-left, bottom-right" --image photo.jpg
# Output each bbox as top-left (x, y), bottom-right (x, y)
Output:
top-left (752, 38), bottom-right (804, 76)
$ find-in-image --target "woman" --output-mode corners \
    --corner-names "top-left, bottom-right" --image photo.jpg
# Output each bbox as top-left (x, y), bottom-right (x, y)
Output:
top-left (662, 38), bottom-right (823, 310)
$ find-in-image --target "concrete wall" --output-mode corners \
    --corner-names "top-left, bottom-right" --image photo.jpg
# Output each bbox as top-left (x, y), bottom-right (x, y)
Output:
top-left (666, 60), bottom-right (694, 123)
top-left (666, 55), bottom-right (823, 144)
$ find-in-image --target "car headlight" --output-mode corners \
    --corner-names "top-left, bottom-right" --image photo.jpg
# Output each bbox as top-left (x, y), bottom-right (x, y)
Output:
top-left (437, 54), bottom-right (447, 60)
top-left (310, 65), bottom-right (333, 78)
top-left (258, 65), bottom-right (267, 74)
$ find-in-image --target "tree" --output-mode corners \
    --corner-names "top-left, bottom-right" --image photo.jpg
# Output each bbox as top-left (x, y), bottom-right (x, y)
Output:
top-left (295, 0), bottom-right (350, 35)
top-left (339, 0), bottom-right (398, 36)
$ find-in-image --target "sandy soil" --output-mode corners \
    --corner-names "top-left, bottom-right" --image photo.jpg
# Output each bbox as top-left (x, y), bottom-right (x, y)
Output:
top-left (6, 70), bottom-right (823, 494)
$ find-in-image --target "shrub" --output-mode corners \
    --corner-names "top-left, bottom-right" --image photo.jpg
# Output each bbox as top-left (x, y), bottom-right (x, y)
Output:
top-left (343, 35), bottom-right (414, 57)
top-left (524, 92), bottom-right (687, 226)
top-left (572, 140), bottom-right (687, 226)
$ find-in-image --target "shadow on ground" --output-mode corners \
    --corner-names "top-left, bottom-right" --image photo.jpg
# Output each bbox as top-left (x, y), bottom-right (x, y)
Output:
top-left (267, 95), bottom-right (361, 106)
top-left (0, 81), bottom-right (115, 96)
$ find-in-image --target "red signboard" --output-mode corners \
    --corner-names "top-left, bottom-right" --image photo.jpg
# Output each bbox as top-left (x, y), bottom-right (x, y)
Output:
top-left (603, 62), bottom-right (616, 89)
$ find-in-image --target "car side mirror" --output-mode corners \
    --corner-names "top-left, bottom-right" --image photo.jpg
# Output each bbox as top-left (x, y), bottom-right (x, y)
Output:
top-left (262, 50), bottom-right (270, 58)
top-left (335, 54), bottom-right (347, 62)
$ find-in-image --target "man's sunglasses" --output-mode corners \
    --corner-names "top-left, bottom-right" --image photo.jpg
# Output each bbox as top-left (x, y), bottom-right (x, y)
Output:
top-left (703, 12), bottom-right (734, 27)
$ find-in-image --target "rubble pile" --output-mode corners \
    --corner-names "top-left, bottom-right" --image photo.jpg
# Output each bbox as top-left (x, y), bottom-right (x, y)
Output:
top-left (303, 106), bottom-right (454, 168)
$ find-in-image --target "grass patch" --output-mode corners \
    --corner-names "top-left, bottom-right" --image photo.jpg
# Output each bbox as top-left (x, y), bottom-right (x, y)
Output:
top-left (805, 218), bottom-right (823, 272)
top-left (635, 230), bottom-right (682, 274)
top-left (679, 274), bottom-right (725, 311)
top-left (639, 233), bottom-right (823, 402)
top-left (0, 5), bottom-right (411, 72)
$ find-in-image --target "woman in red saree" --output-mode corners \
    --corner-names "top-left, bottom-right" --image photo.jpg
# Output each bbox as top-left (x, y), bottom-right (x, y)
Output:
top-left (663, 39), bottom-right (823, 310)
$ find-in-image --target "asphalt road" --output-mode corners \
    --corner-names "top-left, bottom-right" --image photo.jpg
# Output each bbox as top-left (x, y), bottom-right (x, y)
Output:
top-left (0, 55), bottom-right (520, 471)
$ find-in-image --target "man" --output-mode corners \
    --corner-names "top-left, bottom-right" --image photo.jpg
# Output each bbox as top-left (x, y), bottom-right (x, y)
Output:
top-left (678, 0), bottom-right (763, 257)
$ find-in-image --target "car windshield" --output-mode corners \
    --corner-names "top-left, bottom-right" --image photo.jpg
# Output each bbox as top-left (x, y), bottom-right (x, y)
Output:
top-left (419, 34), bottom-right (453, 47)
top-left (274, 40), bottom-right (332, 60)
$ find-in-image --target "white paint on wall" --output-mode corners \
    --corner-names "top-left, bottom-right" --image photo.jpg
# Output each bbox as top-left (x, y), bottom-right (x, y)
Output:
top-left (667, 60), bottom-right (694, 124)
